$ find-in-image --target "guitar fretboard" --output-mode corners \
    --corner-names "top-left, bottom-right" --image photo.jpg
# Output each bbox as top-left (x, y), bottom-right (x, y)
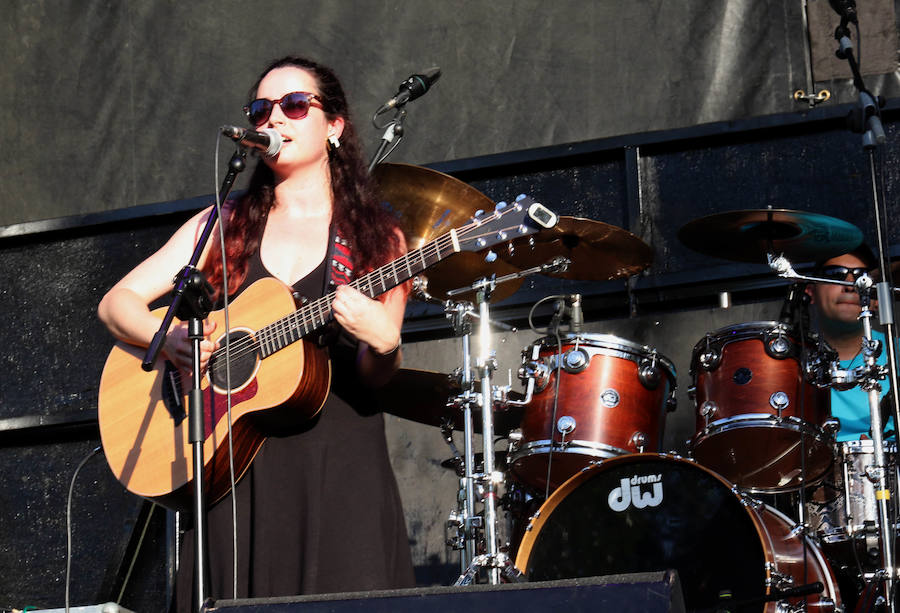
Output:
top-left (208, 197), bottom-right (538, 364)
top-left (253, 229), bottom-right (459, 358)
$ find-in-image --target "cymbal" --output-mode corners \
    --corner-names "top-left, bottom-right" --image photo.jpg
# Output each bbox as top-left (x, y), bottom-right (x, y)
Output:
top-left (678, 209), bottom-right (863, 263)
top-left (372, 163), bottom-right (523, 302)
top-left (375, 368), bottom-right (525, 435)
top-left (499, 216), bottom-right (653, 280)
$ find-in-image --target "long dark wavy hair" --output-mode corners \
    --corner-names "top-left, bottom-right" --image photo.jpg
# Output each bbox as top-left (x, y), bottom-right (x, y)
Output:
top-left (204, 56), bottom-right (403, 299)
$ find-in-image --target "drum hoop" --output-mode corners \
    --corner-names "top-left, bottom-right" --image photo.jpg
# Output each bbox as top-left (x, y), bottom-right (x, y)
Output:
top-left (513, 453), bottom-right (769, 573)
top-left (696, 415), bottom-right (832, 438)
top-left (692, 321), bottom-right (791, 350)
top-left (841, 439), bottom-right (898, 454)
top-left (760, 505), bottom-right (842, 600)
top-left (534, 333), bottom-right (677, 379)
top-left (509, 440), bottom-right (627, 462)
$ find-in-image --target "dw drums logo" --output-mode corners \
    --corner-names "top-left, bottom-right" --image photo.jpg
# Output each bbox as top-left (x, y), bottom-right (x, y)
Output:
top-left (608, 474), bottom-right (664, 512)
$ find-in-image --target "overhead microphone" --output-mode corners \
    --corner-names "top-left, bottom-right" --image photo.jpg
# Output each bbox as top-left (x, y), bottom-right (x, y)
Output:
top-left (221, 126), bottom-right (283, 157)
top-left (376, 67), bottom-right (441, 114)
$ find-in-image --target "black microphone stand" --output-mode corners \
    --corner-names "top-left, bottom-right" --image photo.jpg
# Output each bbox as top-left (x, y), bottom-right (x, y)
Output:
top-left (832, 17), bottom-right (900, 611)
top-left (143, 148), bottom-right (248, 613)
top-left (367, 106), bottom-right (408, 172)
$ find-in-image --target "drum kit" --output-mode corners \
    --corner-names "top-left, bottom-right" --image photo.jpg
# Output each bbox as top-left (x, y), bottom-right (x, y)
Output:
top-left (374, 163), bottom-right (898, 612)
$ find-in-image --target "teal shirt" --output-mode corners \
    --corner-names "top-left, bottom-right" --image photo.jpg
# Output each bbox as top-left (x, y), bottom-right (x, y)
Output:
top-left (832, 329), bottom-right (895, 441)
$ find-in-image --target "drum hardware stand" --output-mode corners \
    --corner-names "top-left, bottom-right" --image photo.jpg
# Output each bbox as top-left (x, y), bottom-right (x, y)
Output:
top-left (441, 265), bottom-right (558, 586)
top-left (771, 255), bottom-right (898, 608)
top-left (831, 13), bottom-right (900, 609)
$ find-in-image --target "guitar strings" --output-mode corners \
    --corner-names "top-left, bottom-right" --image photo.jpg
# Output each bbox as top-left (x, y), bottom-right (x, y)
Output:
top-left (195, 213), bottom-right (516, 383)
top-left (202, 230), bottom-right (456, 374)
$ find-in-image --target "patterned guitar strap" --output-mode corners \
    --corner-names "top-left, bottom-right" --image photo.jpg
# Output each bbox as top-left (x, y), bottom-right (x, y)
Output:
top-left (316, 224), bottom-right (354, 348)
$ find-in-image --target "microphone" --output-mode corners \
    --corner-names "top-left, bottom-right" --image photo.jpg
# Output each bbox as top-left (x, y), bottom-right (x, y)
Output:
top-left (779, 282), bottom-right (807, 324)
top-left (376, 67), bottom-right (441, 114)
top-left (828, 0), bottom-right (858, 24)
top-left (568, 294), bottom-right (584, 333)
top-left (548, 298), bottom-right (565, 332)
top-left (221, 126), bottom-right (283, 157)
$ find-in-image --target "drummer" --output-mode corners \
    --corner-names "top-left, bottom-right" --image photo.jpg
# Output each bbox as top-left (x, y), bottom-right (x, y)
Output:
top-left (806, 244), bottom-right (895, 441)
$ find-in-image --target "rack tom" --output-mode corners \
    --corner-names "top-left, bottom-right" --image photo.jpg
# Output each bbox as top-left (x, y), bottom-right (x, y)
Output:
top-left (510, 333), bottom-right (676, 492)
top-left (690, 321), bottom-right (836, 492)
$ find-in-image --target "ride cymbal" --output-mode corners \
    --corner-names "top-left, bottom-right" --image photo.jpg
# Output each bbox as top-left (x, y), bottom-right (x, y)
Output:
top-left (373, 163), bottom-right (522, 302)
top-left (500, 216), bottom-right (653, 280)
top-left (678, 209), bottom-right (863, 263)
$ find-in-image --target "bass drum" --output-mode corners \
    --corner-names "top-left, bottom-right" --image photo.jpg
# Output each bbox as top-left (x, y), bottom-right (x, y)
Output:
top-left (515, 454), bottom-right (841, 613)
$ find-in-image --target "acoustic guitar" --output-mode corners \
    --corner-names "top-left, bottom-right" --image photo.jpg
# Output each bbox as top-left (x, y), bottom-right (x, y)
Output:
top-left (98, 196), bottom-right (557, 510)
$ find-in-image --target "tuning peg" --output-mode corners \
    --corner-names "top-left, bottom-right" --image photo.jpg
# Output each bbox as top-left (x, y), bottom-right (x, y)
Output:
top-left (474, 209), bottom-right (485, 219)
top-left (495, 201), bottom-right (508, 211)
top-left (485, 250), bottom-right (498, 263)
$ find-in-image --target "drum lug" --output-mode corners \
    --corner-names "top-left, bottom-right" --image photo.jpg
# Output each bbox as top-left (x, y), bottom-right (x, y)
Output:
top-left (557, 416), bottom-right (576, 436)
top-left (519, 360), bottom-right (551, 393)
top-left (697, 346), bottom-right (721, 371)
top-left (561, 347), bottom-right (590, 374)
top-left (765, 566), bottom-right (795, 590)
top-left (631, 431), bottom-right (647, 452)
top-left (700, 400), bottom-right (718, 426)
top-left (666, 394), bottom-right (677, 412)
top-left (823, 417), bottom-right (840, 436)
top-left (737, 489), bottom-right (764, 510)
top-left (508, 429), bottom-right (523, 451)
top-left (638, 353), bottom-right (662, 390)
top-left (764, 329), bottom-right (794, 359)
top-left (769, 391), bottom-right (790, 413)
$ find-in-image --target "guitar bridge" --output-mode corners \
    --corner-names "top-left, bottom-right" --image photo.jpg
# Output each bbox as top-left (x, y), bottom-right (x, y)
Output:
top-left (162, 361), bottom-right (187, 425)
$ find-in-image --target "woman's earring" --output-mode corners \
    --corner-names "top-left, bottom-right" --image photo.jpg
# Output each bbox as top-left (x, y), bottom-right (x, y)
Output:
top-left (328, 134), bottom-right (341, 150)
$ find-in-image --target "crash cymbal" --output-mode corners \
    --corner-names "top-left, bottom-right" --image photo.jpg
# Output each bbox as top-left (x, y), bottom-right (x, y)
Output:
top-left (499, 216), bottom-right (653, 280)
top-left (678, 209), bottom-right (863, 263)
top-left (375, 368), bottom-right (524, 435)
top-left (373, 163), bottom-right (523, 302)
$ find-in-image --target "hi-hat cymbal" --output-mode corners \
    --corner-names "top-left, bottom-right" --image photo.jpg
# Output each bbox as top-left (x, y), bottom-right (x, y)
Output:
top-left (373, 163), bottom-right (523, 303)
top-left (499, 216), bottom-right (653, 280)
top-left (375, 368), bottom-right (524, 435)
top-left (678, 209), bottom-right (863, 263)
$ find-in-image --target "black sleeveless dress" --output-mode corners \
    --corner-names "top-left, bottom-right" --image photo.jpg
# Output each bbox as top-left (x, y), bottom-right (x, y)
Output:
top-left (176, 249), bottom-right (415, 610)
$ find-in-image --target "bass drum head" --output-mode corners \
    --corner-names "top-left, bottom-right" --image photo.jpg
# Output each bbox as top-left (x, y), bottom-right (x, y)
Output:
top-left (516, 454), bottom-right (766, 611)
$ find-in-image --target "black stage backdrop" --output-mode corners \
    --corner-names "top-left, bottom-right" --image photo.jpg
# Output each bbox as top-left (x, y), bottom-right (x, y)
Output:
top-left (3, 1), bottom-right (900, 612)
top-left (2, 0), bottom-right (899, 227)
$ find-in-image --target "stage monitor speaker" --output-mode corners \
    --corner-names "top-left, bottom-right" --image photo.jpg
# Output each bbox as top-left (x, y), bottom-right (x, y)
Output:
top-left (28, 603), bottom-right (135, 613)
top-left (206, 571), bottom-right (685, 613)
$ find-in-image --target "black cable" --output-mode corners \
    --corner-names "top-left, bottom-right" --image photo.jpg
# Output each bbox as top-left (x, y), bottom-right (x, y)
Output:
top-left (65, 445), bottom-right (102, 613)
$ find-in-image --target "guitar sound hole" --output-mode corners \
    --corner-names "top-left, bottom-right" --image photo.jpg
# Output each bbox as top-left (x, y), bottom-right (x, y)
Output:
top-left (208, 330), bottom-right (259, 391)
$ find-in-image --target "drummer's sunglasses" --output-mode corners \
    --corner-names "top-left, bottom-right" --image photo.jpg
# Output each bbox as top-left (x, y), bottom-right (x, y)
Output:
top-left (244, 92), bottom-right (323, 126)
top-left (820, 265), bottom-right (869, 280)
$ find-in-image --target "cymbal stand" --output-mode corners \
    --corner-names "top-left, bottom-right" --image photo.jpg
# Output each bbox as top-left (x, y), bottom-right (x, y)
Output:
top-left (440, 261), bottom-right (563, 585)
top-left (831, 13), bottom-right (900, 609)
top-left (444, 299), bottom-right (479, 574)
top-left (770, 255), bottom-right (896, 607)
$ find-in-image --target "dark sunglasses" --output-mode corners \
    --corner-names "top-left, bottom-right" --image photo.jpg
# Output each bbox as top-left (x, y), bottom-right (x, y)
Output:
top-left (243, 91), bottom-right (323, 126)
top-left (820, 265), bottom-right (869, 280)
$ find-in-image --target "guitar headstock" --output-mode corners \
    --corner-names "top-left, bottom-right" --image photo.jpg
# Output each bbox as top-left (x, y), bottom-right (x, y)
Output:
top-left (457, 195), bottom-right (558, 254)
